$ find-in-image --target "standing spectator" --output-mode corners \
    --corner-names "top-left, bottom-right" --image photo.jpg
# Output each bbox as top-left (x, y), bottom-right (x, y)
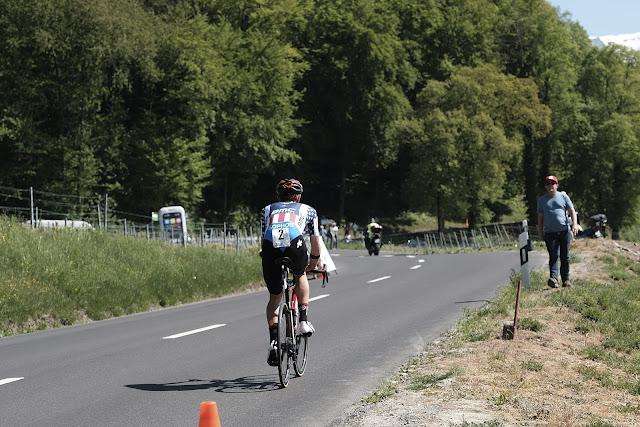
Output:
top-left (537, 175), bottom-right (579, 288)
top-left (330, 222), bottom-right (339, 249)
top-left (320, 224), bottom-right (328, 243)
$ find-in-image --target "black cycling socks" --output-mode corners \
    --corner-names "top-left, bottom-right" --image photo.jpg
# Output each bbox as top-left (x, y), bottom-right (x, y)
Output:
top-left (269, 325), bottom-right (278, 341)
top-left (299, 303), bottom-right (308, 322)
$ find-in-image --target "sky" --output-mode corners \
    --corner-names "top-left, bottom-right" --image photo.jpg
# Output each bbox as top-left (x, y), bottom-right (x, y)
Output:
top-left (547, 0), bottom-right (640, 37)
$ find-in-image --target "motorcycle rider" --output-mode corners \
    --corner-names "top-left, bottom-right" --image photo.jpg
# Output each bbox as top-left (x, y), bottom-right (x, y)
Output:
top-left (260, 178), bottom-right (321, 366)
top-left (364, 218), bottom-right (382, 249)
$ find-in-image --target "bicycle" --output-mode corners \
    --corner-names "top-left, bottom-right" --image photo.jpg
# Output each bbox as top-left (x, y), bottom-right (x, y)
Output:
top-left (274, 256), bottom-right (328, 388)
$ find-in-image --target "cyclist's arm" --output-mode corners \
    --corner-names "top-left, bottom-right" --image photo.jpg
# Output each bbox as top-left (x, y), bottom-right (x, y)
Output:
top-left (307, 235), bottom-right (322, 270)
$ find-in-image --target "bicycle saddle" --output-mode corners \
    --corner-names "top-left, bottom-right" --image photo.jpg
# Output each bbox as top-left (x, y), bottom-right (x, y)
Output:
top-left (274, 257), bottom-right (293, 267)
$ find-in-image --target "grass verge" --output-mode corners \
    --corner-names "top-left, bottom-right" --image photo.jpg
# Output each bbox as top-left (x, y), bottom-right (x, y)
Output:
top-left (0, 216), bottom-right (263, 336)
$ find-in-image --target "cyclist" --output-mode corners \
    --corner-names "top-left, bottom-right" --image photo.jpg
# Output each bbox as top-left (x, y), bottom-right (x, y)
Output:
top-left (260, 178), bottom-right (321, 366)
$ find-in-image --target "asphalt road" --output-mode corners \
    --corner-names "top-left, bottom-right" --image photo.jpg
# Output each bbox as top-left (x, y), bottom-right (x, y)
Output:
top-left (0, 249), bottom-right (546, 427)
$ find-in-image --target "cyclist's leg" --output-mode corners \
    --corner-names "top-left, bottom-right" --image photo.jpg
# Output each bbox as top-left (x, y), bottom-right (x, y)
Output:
top-left (262, 241), bottom-right (284, 327)
top-left (262, 241), bottom-right (285, 365)
top-left (293, 273), bottom-right (309, 306)
top-left (267, 292), bottom-right (282, 328)
top-left (282, 236), bottom-right (313, 335)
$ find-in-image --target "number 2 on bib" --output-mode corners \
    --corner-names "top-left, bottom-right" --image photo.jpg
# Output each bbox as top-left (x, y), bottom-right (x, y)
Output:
top-left (273, 227), bottom-right (291, 248)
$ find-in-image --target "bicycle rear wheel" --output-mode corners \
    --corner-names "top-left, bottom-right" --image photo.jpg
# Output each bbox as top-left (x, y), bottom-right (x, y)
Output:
top-left (276, 297), bottom-right (292, 387)
top-left (294, 331), bottom-right (308, 376)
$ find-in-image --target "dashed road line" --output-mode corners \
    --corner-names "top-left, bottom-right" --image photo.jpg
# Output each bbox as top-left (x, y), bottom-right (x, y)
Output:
top-left (0, 378), bottom-right (24, 386)
top-left (410, 265), bottom-right (422, 270)
top-left (367, 276), bottom-right (391, 283)
top-left (163, 324), bottom-right (226, 340)
top-left (309, 294), bottom-right (330, 302)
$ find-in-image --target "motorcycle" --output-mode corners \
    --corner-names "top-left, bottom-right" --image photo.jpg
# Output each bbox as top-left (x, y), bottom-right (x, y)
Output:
top-left (583, 213), bottom-right (607, 238)
top-left (364, 225), bottom-right (383, 256)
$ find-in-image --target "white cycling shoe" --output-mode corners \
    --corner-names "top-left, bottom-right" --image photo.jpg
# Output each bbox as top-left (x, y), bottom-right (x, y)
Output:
top-left (299, 320), bottom-right (315, 336)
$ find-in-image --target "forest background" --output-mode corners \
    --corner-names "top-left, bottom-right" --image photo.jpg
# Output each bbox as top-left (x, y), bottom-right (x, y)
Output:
top-left (1, 0), bottom-right (640, 234)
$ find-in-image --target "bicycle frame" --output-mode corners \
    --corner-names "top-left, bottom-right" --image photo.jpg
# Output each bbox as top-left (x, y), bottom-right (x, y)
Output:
top-left (274, 258), bottom-right (327, 388)
top-left (275, 259), bottom-right (297, 387)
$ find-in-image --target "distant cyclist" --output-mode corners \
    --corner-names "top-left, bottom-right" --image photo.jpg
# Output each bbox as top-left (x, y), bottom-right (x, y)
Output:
top-left (260, 178), bottom-right (321, 366)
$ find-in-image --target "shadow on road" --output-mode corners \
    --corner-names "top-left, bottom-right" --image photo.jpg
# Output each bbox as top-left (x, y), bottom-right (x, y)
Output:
top-left (125, 374), bottom-right (281, 393)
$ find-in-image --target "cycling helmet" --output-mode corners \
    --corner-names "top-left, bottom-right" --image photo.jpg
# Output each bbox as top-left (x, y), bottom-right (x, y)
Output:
top-left (276, 178), bottom-right (303, 199)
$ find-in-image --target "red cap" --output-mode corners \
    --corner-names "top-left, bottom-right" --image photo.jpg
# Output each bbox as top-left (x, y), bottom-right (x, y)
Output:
top-left (545, 175), bottom-right (558, 184)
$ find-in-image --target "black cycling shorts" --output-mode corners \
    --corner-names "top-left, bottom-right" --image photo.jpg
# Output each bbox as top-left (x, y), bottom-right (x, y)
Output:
top-left (261, 235), bottom-right (309, 295)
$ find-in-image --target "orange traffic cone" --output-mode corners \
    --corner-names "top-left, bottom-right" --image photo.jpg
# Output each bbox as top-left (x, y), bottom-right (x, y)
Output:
top-left (199, 401), bottom-right (221, 427)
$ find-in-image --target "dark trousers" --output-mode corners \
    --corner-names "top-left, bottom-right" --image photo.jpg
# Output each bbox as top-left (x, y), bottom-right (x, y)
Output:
top-left (544, 230), bottom-right (571, 282)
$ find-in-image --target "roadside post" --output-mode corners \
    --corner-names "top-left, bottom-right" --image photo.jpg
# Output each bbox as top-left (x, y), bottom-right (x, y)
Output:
top-left (504, 220), bottom-right (532, 340)
top-left (519, 219), bottom-right (531, 290)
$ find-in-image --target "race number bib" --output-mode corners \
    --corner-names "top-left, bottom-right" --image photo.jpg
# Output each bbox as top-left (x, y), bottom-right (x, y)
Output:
top-left (272, 226), bottom-right (291, 248)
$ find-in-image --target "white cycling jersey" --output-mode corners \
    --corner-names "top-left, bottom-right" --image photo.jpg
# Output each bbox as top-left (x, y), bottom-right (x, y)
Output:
top-left (260, 202), bottom-right (319, 251)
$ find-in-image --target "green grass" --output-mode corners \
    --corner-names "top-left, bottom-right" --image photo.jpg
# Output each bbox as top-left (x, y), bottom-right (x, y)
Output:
top-left (517, 317), bottom-right (545, 332)
top-left (454, 269), bottom-right (549, 345)
top-left (521, 359), bottom-right (543, 372)
top-left (409, 367), bottom-right (462, 390)
top-left (549, 260), bottom-right (640, 353)
top-left (0, 216), bottom-right (263, 336)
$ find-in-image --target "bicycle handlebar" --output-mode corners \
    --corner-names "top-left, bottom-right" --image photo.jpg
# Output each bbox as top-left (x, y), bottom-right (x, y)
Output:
top-left (306, 268), bottom-right (329, 288)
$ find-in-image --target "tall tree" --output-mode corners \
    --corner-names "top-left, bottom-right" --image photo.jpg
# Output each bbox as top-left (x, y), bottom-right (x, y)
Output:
top-left (294, 0), bottom-right (415, 222)
top-left (395, 64), bottom-right (550, 230)
top-left (0, 0), bottom-right (159, 203)
top-left (570, 45), bottom-right (640, 231)
top-left (495, 0), bottom-right (590, 223)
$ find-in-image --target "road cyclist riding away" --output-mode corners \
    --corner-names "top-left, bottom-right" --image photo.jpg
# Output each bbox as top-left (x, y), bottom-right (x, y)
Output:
top-left (260, 178), bottom-right (322, 367)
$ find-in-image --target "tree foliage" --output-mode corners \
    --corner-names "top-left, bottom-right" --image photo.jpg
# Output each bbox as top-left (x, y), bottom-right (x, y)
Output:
top-left (396, 64), bottom-right (550, 230)
top-left (2, 0), bottom-right (640, 233)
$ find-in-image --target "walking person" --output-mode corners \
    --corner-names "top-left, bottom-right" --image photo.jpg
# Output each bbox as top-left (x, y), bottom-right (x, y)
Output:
top-left (537, 175), bottom-right (579, 288)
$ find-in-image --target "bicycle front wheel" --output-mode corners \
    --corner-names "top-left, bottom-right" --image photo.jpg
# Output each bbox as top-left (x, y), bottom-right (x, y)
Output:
top-left (294, 331), bottom-right (308, 376)
top-left (277, 297), bottom-right (292, 388)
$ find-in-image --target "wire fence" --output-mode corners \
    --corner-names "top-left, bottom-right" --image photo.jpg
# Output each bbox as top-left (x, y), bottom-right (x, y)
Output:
top-left (3, 184), bottom-right (640, 251)
top-left (0, 185), bottom-right (258, 251)
top-left (340, 223), bottom-right (528, 253)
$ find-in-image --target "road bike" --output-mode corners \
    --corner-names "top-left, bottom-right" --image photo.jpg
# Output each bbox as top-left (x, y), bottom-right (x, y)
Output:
top-left (274, 257), bottom-right (328, 388)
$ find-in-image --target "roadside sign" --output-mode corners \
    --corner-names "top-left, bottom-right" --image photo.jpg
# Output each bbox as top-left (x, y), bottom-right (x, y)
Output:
top-left (519, 220), bottom-right (531, 289)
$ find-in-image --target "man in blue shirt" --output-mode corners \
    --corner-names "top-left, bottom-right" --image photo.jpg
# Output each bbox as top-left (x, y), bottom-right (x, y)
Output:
top-left (537, 175), bottom-right (579, 288)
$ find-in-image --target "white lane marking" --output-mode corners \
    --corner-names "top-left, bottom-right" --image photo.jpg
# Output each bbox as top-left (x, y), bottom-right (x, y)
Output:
top-left (0, 378), bottom-right (24, 386)
top-left (367, 276), bottom-right (391, 283)
top-left (163, 324), bottom-right (226, 340)
top-left (410, 265), bottom-right (422, 270)
top-left (383, 255), bottom-right (393, 258)
top-left (406, 255), bottom-right (416, 258)
top-left (418, 259), bottom-right (425, 263)
top-left (309, 294), bottom-right (330, 302)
